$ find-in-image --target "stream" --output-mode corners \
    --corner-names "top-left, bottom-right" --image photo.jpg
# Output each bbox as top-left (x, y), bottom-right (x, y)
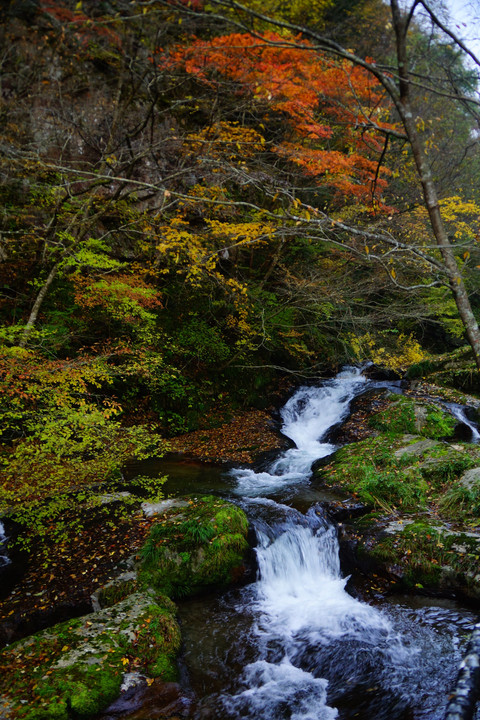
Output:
top-left (169, 367), bottom-right (480, 720)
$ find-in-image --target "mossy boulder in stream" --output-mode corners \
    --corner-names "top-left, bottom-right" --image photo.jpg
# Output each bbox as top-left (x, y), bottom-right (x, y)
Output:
top-left (354, 518), bottom-right (480, 598)
top-left (0, 590), bottom-right (180, 719)
top-left (367, 395), bottom-right (457, 439)
top-left (139, 495), bottom-right (249, 598)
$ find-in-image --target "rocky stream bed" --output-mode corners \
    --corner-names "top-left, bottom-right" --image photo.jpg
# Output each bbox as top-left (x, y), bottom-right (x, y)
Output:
top-left (2, 366), bottom-right (480, 719)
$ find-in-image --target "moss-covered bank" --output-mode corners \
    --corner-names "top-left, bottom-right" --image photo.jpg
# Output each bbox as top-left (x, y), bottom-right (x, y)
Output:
top-left (355, 518), bottom-right (480, 595)
top-left (0, 496), bottom-right (249, 719)
top-left (317, 394), bottom-right (480, 597)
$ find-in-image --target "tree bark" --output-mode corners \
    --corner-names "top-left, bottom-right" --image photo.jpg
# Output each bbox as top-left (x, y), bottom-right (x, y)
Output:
top-left (19, 264), bottom-right (59, 349)
top-left (390, 0), bottom-right (480, 368)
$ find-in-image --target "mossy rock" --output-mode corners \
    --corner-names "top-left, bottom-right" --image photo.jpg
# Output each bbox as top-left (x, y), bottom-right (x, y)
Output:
top-left (318, 434), bottom-right (431, 510)
top-left (0, 590), bottom-right (180, 719)
top-left (368, 396), bottom-right (457, 439)
top-left (356, 519), bottom-right (480, 597)
top-left (139, 495), bottom-right (249, 599)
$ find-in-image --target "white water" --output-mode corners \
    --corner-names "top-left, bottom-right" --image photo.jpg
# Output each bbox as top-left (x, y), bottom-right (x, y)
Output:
top-left (231, 366), bottom-right (368, 495)
top-left (0, 520), bottom-right (10, 568)
top-left (213, 369), bottom-right (399, 718)
top-left (446, 402), bottom-right (480, 443)
top-left (185, 368), bottom-right (480, 720)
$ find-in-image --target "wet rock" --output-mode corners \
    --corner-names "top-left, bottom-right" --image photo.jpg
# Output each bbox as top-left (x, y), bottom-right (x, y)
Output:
top-left (445, 623), bottom-right (480, 720)
top-left (453, 422), bottom-right (475, 443)
top-left (99, 679), bottom-right (194, 719)
top-left (362, 365), bottom-right (403, 381)
top-left (324, 498), bottom-right (370, 523)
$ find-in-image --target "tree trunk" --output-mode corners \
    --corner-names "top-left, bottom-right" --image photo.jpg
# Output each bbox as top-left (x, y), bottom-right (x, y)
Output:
top-left (390, 0), bottom-right (480, 369)
top-left (19, 264), bottom-right (59, 349)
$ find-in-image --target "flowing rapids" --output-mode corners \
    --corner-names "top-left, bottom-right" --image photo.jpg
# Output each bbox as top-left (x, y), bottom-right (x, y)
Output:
top-left (445, 402), bottom-right (480, 443)
top-left (0, 520), bottom-right (10, 569)
top-left (178, 368), bottom-right (478, 719)
top-left (231, 367), bottom-right (370, 494)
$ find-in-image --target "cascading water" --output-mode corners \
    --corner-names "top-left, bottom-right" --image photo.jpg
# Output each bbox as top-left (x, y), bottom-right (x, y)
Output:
top-left (0, 520), bottom-right (10, 568)
top-left (231, 366), bottom-right (372, 495)
top-left (445, 402), bottom-right (480, 443)
top-left (179, 367), bottom-right (480, 720)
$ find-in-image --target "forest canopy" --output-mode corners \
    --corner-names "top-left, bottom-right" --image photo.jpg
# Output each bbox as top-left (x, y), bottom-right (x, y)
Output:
top-left (2, 0), bottom-right (480, 541)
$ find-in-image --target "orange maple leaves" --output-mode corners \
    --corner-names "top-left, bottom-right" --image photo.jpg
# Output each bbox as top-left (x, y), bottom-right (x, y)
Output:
top-left (164, 31), bottom-right (392, 206)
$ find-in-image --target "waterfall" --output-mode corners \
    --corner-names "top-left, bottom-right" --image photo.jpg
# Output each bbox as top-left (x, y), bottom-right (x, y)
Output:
top-left (445, 402), bottom-right (480, 443)
top-left (183, 368), bottom-right (478, 720)
top-left (0, 520), bottom-right (10, 568)
top-left (231, 366), bottom-right (369, 494)
top-left (211, 369), bottom-right (398, 718)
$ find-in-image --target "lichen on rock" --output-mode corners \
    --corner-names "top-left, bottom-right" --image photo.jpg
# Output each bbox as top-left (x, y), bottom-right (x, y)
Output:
top-left (0, 590), bottom-right (180, 719)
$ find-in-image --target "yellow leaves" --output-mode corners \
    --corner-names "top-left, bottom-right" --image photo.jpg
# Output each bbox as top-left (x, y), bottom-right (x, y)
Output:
top-left (206, 219), bottom-right (274, 244)
top-left (390, 268), bottom-right (396, 280)
top-left (415, 116), bottom-right (425, 132)
top-left (348, 332), bottom-right (427, 371)
top-left (184, 122), bottom-right (266, 163)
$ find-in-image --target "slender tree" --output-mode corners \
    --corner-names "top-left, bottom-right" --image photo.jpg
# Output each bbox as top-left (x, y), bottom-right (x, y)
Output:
top-left (188, 0), bottom-right (480, 367)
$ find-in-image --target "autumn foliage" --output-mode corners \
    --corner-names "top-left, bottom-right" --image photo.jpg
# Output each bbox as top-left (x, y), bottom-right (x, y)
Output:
top-left (165, 31), bottom-right (392, 204)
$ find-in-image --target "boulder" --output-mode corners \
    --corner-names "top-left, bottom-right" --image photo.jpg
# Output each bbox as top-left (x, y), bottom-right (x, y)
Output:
top-left (0, 590), bottom-right (180, 720)
top-left (458, 468), bottom-right (480, 490)
top-left (393, 437), bottom-right (439, 458)
top-left (139, 496), bottom-right (250, 599)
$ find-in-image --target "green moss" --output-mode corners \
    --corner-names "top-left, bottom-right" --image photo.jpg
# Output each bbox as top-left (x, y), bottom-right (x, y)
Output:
top-left (0, 591), bottom-right (180, 719)
top-left (148, 654), bottom-right (178, 681)
top-left (321, 435), bottom-right (429, 510)
top-left (68, 672), bottom-right (121, 717)
top-left (440, 477), bottom-right (480, 517)
top-left (368, 397), bottom-right (417, 434)
top-left (423, 408), bottom-right (457, 439)
top-left (363, 521), bottom-right (480, 590)
top-left (94, 577), bottom-right (138, 609)
top-left (320, 424), bottom-right (480, 515)
top-left (23, 700), bottom-right (69, 720)
top-left (139, 496), bottom-right (249, 598)
top-left (419, 455), bottom-right (474, 489)
top-left (368, 396), bottom-right (457, 440)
